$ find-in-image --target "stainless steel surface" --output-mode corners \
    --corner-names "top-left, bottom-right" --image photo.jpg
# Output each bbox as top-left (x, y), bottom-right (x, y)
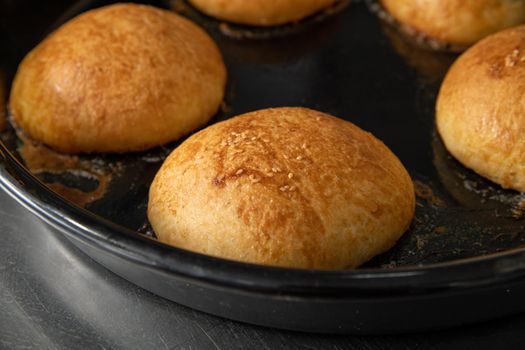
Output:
top-left (1, 188), bottom-right (525, 349)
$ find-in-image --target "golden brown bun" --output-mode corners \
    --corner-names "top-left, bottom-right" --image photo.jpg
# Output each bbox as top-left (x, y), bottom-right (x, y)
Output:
top-left (148, 107), bottom-right (415, 269)
top-left (380, 0), bottom-right (525, 48)
top-left (436, 26), bottom-right (525, 192)
top-left (10, 3), bottom-right (226, 153)
top-left (187, 0), bottom-right (337, 26)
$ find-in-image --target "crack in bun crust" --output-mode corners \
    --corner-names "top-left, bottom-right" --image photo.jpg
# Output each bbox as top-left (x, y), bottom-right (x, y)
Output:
top-left (148, 107), bottom-right (415, 270)
top-left (9, 3), bottom-right (226, 153)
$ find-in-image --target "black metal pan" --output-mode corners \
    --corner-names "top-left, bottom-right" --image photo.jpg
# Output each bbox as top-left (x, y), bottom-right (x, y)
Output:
top-left (1, 0), bottom-right (524, 334)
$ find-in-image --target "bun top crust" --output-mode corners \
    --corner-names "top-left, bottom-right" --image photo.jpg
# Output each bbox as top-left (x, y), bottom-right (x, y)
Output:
top-left (436, 26), bottom-right (525, 192)
top-left (380, 0), bottom-right (525, 48)
top-left (10, 3), bottom-right (226, 153)
top-left (187, 0), bottom-right (337, 26)
top-left (148, 107), bottom-right (415, 269)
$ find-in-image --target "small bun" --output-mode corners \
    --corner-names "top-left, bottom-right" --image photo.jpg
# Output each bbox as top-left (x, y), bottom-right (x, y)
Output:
top-left (380, 0), bottom-right (525, 48)
top-left (436, 26), bottom-right (525, 192)
top-left (148, 107), bottom-right (415, 269)
top-left (9, 3), bottom-right (226, 153)
top-left (187, 0), bottom-right (337, 26)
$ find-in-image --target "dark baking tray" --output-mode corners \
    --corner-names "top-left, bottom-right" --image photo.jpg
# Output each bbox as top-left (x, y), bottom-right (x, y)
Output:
top-left (1, 0), bottom-right (525, 334)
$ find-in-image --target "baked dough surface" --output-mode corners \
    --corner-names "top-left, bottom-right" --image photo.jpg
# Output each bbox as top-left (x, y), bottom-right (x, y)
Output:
top-left (437, 26), bottom-right (525, 192)
top-left (380, 0), bottom-right (525, 47)
top-left (148, 107), bottom-right (415, 269)
top-left (188, 0), bottom-right (337, 26)
top-left (10, 3), bottom-right (226, 153)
